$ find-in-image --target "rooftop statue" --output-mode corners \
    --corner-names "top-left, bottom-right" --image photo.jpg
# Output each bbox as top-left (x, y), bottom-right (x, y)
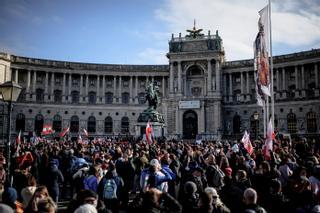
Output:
top-left (186, 19), bottom-right (204, 39)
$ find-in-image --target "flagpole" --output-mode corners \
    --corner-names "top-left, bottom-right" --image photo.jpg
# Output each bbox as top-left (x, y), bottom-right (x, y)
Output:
top-left (263, 99), bottom-right (266, 137)
top-left (268, 0), bottom-right (275, 128)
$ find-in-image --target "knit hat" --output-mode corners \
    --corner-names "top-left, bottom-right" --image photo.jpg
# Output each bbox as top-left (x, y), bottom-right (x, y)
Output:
top-left (2, 187), bottom-right (18, 204)
top-left (74, 204), bottom-right (97, 213)
top-left (224, 167), bottom-right (233, 177)
top-left (149, 159), bottom-right (160, 167)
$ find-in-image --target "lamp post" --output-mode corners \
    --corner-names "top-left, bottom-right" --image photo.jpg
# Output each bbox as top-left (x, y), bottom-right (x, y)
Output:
top-left (253, 112), bottom-right (259, 140)
top-left (0, 81), bottom-right (22, 182)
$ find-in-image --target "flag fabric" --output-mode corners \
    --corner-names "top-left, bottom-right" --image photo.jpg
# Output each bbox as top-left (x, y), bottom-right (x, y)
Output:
top-left (78, 134), bottom-right (83, 144)
top-left (145, 121), bottom-right (153, 145)
top-left (59, 127), bottom-right (70, 137)
top-left (263, 119), bottom-right (273, 160)
top-left (241, 130), bottom-right (253, 155)
top-left (16, 130), bottom-right (21, 145)
top-left (254, 5), bottom-right (270, 106)
top-left (83, 128), bottom-right (89, 137)
top-left (42, 124), bottom-right (54, 135)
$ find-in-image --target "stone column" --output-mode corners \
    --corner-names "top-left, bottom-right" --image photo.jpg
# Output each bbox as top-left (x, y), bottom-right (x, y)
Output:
top-left (315, 63), bottom-right (319, 88)
top-left (15, 69), bottom-right (18, 83)
top-left (151, 76), bottom-right (154, 83)
top-left (51, 73), bottom-right (54, 102)
top-left (295, 66), bottom-right (299, 97)
top-left (32, 71), bottom-right (37, 101)
top-left (169, 63), bottom-right (174, 94)
top-left (301, 65), bottom-right (306, 96)
top-left (97, 75), bottom-right (100, 103)
top-left (113, 76), bottom-right (117, 103)
top-left (129, 76), bottom-right (133, 103)
top-left (62, 73), bottom-right (66, 102)
top-left (177, 61), bottom-right (182, 95)
top-left (229, 73), bottom-right (233, 102)
top-left (162, 76), bottom-right (165, 97)
top-left (175, 105), bottom-right (179, 135)
top-left (216, 61), bottom-right (220, 92)
top-left (282, 68), bottom-right (287, 98)
top-left (200, 101), bottom-right (205, 133)
top-left (102, 75), bottom-right (106, 104)
top-left (118, 76), bottom-right (122, 103)
top-left (68, 73), bottom-right (72, 102)
top-left (246, 71), bottom-right (250, 101)
top-left (135, 76), bottom-right (139, 104)
top-left (44, 72), bottom-right (49, 101)
top-left (85, 75), bottom-right (89, 102)
top-left (276, 68), bottom-right (280, 90)
top-left (26, 70), bottom-right (31, 94)
top-left (80, 74), bottom-right (83, 103)
top-left (207, 59), bottom-right (212, 94)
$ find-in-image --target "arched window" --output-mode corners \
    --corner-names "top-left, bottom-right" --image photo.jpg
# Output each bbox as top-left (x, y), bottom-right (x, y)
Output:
top-left (307, 111), bottom-right (317, 133)
top-left (70, 116), bottom-right (79, 133)
top-left (87, 116), bottom-right (96, 133)
top-left (233, 114), bottom-right (241, 134)
top-left (53, 114), bottom-right (62, 132)
top-left (122, 92), bottom-right (130, 104)
top-left (36, 88), bottom-right (44, 102)
top-left (105, 92), bottom-right (113, 104)
top-left (71, 91), bottom-right (80, 104)
top-left (121, 117), bottom-right (129, 134)
top-left (138, 92), bottom-right (145, 104)
top-left (287, 112), bottom-right (297, 133)
top-left (34, 114), bottom-right (44, 135)
top-left (104, 116), bottom-right (113, 133)
top-left (16, 113), bottom-right (25, 132)
top-left (88, 92), bottom-right (96, 104)
top-left (54, 90), bottom-right (62, 103)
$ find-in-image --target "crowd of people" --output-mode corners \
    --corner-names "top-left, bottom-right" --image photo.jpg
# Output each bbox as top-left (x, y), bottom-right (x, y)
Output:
top-left (0, 134), bottom-right (320, 212)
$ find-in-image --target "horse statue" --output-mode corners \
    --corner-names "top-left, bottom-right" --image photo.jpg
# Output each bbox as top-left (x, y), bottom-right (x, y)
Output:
top-left (145, 82), bottom-right (160, 111)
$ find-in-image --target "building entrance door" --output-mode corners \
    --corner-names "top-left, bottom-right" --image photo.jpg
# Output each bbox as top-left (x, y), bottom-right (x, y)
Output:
top-left (183, 110), bottom-right (198, 139)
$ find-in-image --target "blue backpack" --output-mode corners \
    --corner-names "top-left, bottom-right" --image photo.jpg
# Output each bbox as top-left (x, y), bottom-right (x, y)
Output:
top-left (103, 178), bottom-right (118, 199)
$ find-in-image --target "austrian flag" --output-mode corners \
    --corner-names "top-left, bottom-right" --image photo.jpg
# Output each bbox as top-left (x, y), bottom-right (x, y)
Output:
top-left (42, 124), bottom-right (54, 135)
top-left (145, 121), bottom-right (153, 145)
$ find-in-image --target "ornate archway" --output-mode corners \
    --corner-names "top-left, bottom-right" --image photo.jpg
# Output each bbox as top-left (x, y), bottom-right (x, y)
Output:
top-left (183, 110), bottom-right (198, 139)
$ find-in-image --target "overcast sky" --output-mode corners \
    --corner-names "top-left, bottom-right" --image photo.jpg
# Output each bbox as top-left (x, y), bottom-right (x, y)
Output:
top-left (0, 0), bottom-right (319, 64)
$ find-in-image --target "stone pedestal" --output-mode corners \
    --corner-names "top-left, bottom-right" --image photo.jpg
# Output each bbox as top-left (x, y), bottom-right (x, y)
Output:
top-left (137, 109), bottom-right (166, 138)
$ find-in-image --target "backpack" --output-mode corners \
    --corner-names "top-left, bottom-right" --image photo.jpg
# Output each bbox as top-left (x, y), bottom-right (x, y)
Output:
top-left (206, 165), bottom-right (225, 188)
top-left (103, 178), bottom-right (118, 199)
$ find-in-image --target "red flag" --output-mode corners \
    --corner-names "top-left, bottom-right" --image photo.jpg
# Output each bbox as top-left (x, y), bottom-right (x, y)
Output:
top-left (254, 5), bottom-right (270, 106)
top-left (16, 130), bottom-right (21, 145)
top-left (59, 127), bottom-right (70, 137)
top-left (241, 130), bottom-right (253, 155)
top-left (42, 124), bottom-right (54, 135)
top-left (263, 119), bottom-right (273, 160)
top-left (146, 121), bottom-right (153, 145)
top-left (83, 128), bottom-right (89, 137)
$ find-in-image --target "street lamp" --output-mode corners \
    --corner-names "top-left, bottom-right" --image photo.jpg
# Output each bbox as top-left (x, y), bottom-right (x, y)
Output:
top-left (0, 81), bottom-right (22, 182)
top-left (253, 112), bottom-right (259, 140)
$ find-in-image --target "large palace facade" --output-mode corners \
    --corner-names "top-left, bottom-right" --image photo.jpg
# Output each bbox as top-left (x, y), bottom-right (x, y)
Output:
top-left (0, 28), bottom-right (319, 141)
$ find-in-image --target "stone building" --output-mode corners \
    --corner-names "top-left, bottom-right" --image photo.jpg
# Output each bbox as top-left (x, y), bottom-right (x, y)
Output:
top-left (0, 27), bottom-right (319, 141)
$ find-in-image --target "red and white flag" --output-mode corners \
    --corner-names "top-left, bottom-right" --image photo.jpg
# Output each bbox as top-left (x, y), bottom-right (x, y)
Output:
top-left (263, 119), bottom-right (273, 160)
top-left (254, 5), bottom-right (270, 107)
top-left (59, 127), bottom-right (70, 137)
top-left (83, 128), bottom-right (89, 137)
top-left (42, 124), bottom-right (54, 135)
top-left (241, 130), bottom-right (253, 155)
top-left (145, 121), bottom-right (153, 145)
top-left (16, 130), bottom-right (21, 145)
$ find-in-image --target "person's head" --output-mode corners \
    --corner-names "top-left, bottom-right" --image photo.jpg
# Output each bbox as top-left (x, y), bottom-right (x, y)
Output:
top-left (0, 203), bottom-right (14, 213)
top-left (149, 159), bottom-right (161, 171)
top-left (27, 176), bottom-right (37, 187)
top-left (205, 154), bottom-right (216, 165)
top-left (36, 197), bottom-right (57, 213)
top-left (243, 188), bottom-right (258, 205)
top-left (198, 191), bottom-right (213, 210)
top-left (2, 187), bottom-right (18, 208)
top-left (204, 187), bottom-right (222, 206)
top-left (74, 204), bottom-right (97, 213)
top-left (142, 188), bottom-right (162, 208)
top-left (184, 181), bottom-right (197, 195)
top-left (236, 170), bottom-right (247, 181)
top-left (269, 179), bottom-right (282, 194)
top-left (77, 190), bottom-right (98, 208)
top-left (33, 186), bottom-right (49, 200)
